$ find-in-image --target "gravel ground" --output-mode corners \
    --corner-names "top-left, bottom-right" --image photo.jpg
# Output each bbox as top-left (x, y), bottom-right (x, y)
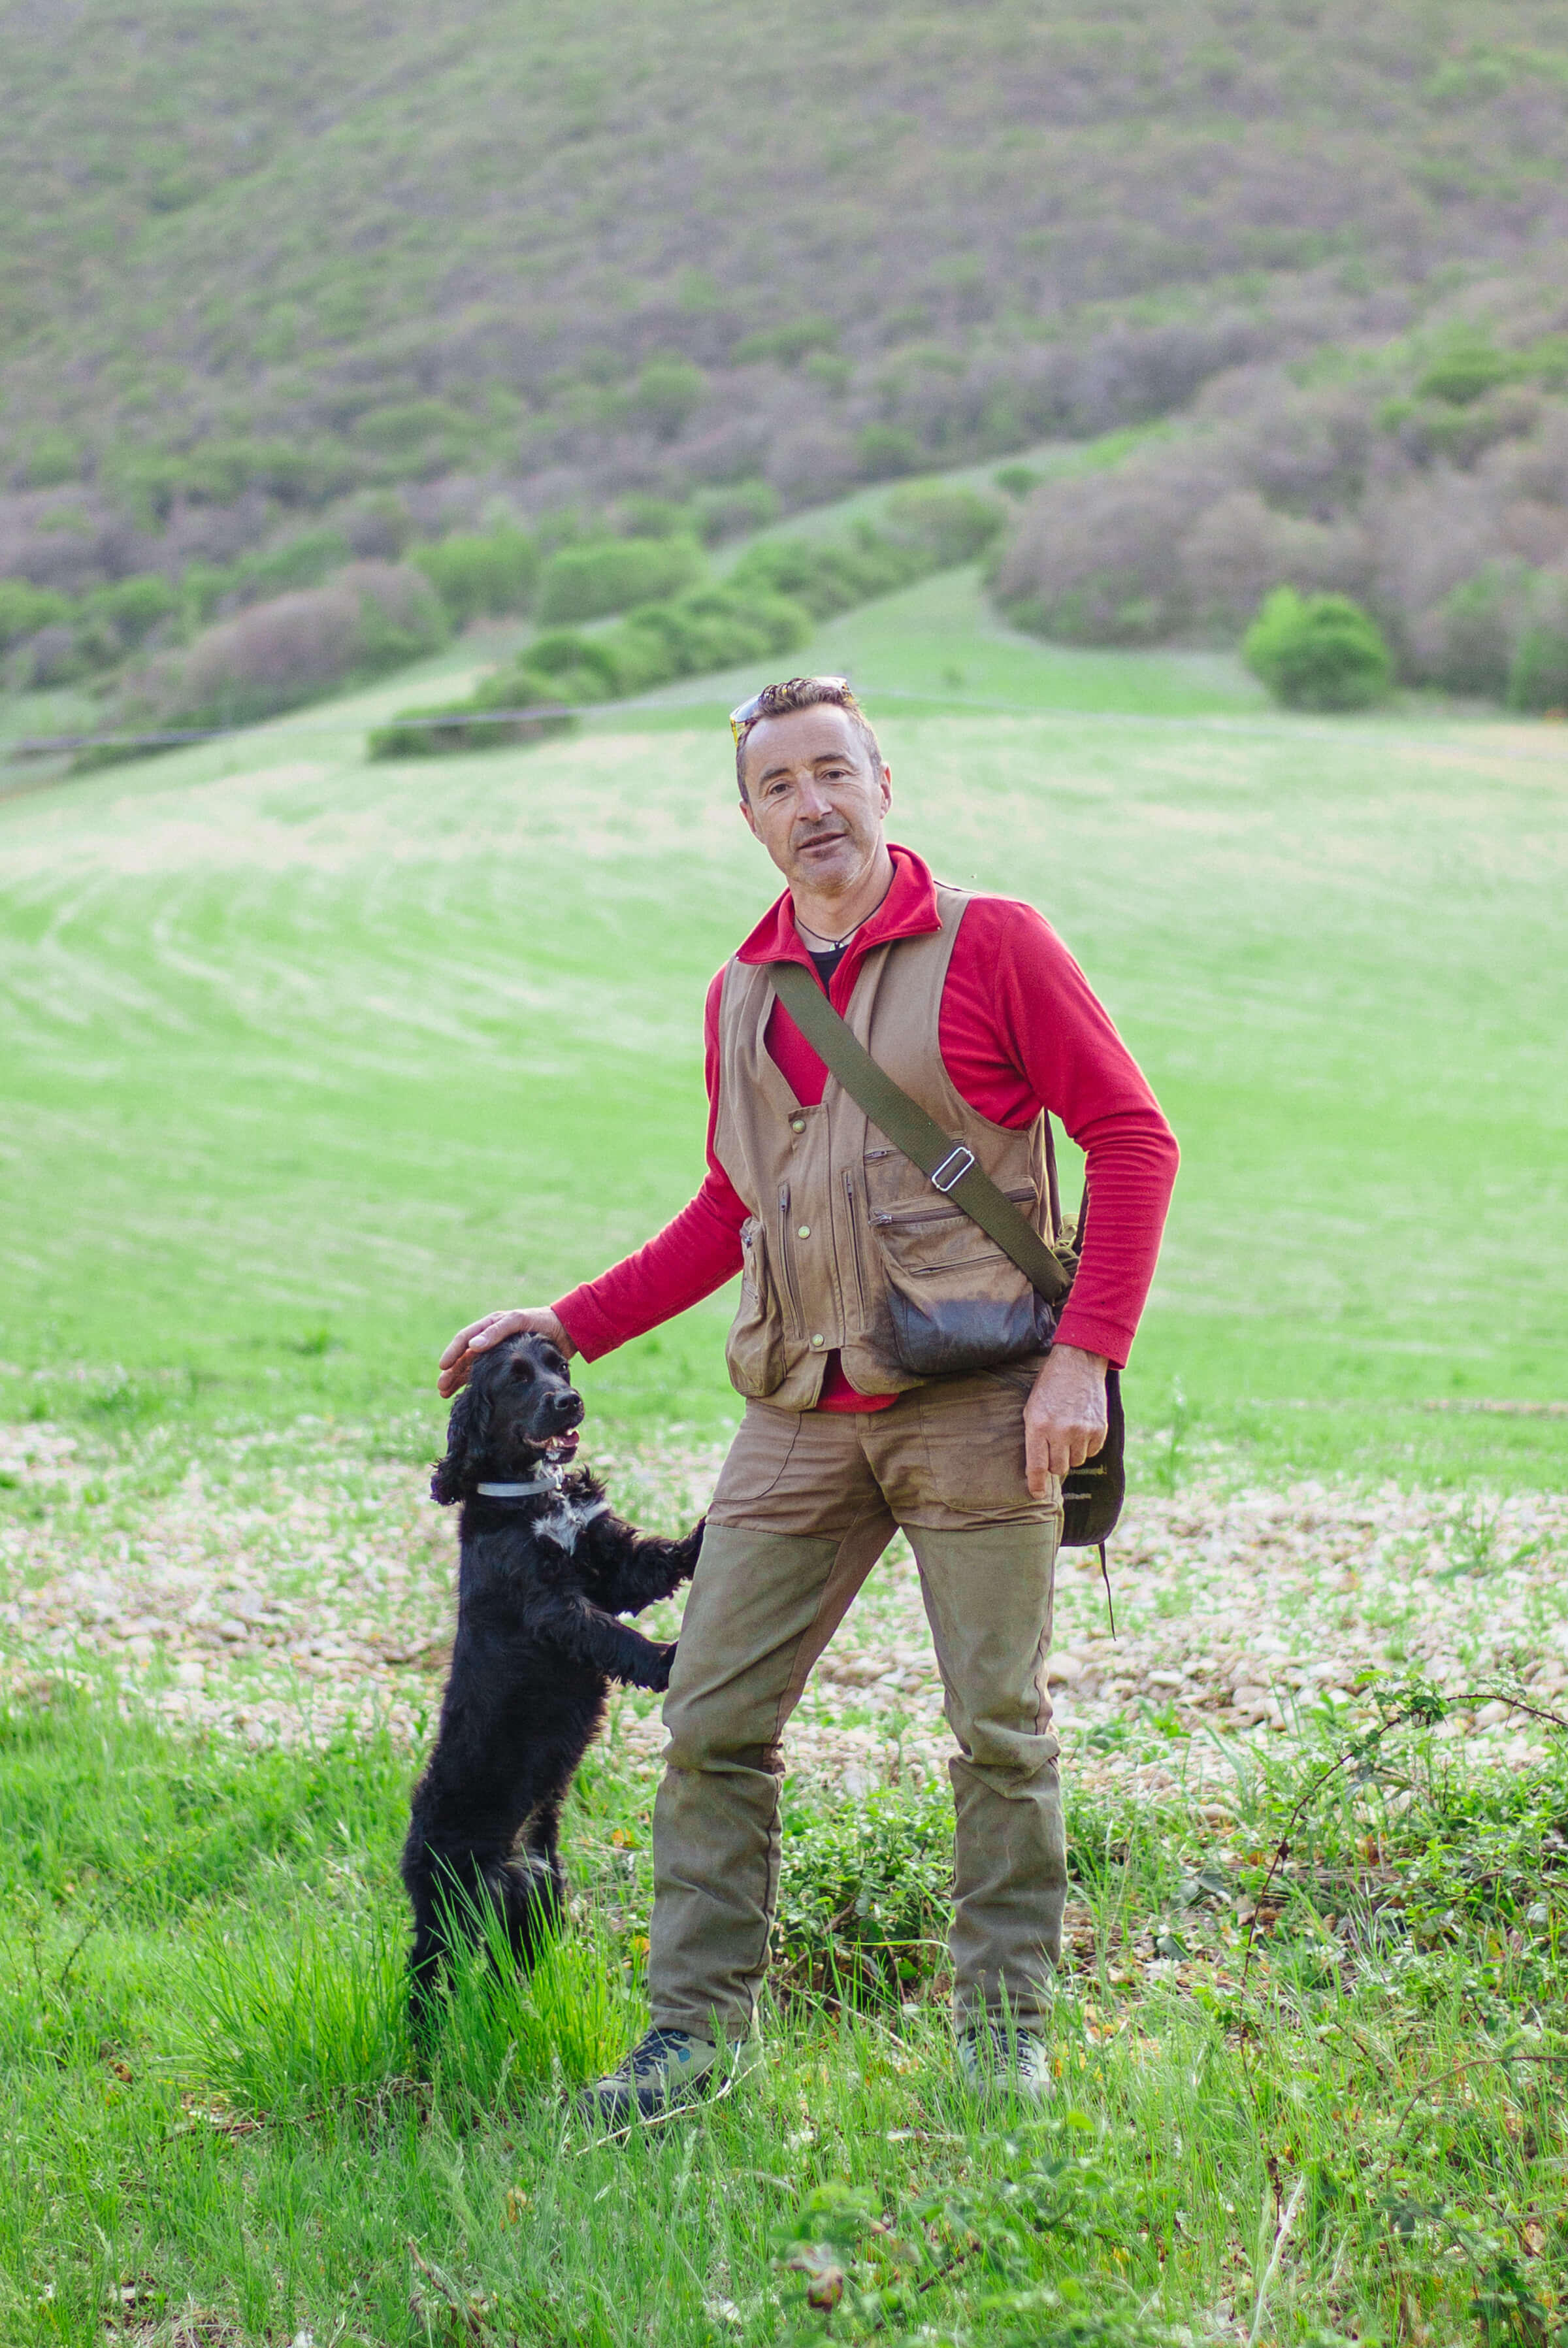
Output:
top-left (3, 1419), bottom-right (1564, 1802)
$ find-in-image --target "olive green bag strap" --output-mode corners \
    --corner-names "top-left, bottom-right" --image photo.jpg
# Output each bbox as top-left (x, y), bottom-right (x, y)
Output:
top-left (769, 958), bottom-right (1074, 1305)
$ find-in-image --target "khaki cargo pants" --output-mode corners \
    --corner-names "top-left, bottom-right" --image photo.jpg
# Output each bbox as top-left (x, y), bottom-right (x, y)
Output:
top-left (649, 1366), bottom-right (1066, 2038)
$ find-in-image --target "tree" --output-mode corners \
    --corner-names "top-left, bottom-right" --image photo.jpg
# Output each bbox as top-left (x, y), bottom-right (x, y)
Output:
top-left (1243, 587), bottom-right (1392, 712)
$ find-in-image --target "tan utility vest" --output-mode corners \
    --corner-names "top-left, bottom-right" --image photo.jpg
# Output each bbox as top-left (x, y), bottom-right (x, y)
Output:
top-left (714, 885), bottom-right (1056, 1408)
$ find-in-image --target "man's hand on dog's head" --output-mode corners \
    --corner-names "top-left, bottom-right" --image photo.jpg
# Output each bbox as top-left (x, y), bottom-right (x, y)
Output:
top-left (437, 1308), bottom-right (576, 1397)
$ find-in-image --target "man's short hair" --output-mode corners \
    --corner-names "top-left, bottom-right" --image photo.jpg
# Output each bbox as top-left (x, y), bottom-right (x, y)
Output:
top-left (733, 676), bottom-right (883, 797)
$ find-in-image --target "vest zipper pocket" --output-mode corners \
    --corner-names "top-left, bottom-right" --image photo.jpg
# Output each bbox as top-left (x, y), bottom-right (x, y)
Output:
top-left (777, 1183), bottom-right (805, 1335)
top-left (843, 1168), bottom-right (869, 1325)
top-left (727, 1215), bottom-right (787, 1398)
top-left (870, 1182), bottom-right (1037, 1229)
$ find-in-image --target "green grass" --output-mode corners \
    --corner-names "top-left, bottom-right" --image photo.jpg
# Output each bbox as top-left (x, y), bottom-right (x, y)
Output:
top-left (1, 566), bottom-right (1563, 1487)
top-left (1, 1679), bottom-right (1566, 2345)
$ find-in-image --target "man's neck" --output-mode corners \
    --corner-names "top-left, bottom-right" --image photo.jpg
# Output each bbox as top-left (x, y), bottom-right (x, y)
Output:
top-left (790, 842), bottom-right (896, 947)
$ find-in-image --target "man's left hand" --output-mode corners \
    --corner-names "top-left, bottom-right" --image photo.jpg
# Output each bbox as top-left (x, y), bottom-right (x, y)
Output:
top-left (1024, 1345), bottom-right (1109, 1495)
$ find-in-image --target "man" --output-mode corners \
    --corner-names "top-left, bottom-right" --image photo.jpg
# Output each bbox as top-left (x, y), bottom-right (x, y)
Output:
top-left (439, 676), bottom-right (1178, 2115)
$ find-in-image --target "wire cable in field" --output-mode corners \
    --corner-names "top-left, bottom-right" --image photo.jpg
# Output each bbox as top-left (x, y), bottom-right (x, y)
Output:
top-left (8, 691), bottom-right (1565, 775)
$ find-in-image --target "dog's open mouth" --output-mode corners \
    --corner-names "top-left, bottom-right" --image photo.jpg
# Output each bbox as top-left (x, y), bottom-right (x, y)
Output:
top-left (543, 1430), bottom-right (581, 1464)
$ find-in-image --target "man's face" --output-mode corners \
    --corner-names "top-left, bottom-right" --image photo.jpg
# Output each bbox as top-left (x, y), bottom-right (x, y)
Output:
top-left (738, 704), bottom-right (892, 898)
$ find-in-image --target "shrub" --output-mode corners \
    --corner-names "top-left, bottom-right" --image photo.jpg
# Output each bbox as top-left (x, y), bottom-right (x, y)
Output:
top-left (629, 357), bottom-right (706, 440)
top-left (0, 578), bottom-right (73, 652)
top-left (765, 423), bottom-right (859, 506)
top-left (349, 400), bottom-right (474, 469)
top-left (535, 535), bottom-right (704, 625)
top-left (855, 422), bottom-right (923, 480)
top-left (613, 582), bottom-right (809, 684)
top-left (346, 561), bottom-right (451, 675)
top-left (411, 524), bottom-right (539, 625)
top-left (1179, 491), bottom-right (1371, 631)
top-left (728, 526), bottom-right (927, 620)
top-left (1243, 587), bottom-right (1393, 711)
top-left (508, 631), bottom-right (629, 700)
top-left (367, 685), bottom-right (574, 760)
top-left (691, 480), bottom-right (780, 544)
top-left (225, 529), bottom-right (353, 609)
top-left (608, 495), bottom-right (689, 540)
top-left (151, 436), bottom-right (362, 508)
top-left (992, 437), bottom-right (1241, 642)
top-left (382, 577), bottom-right (812, 753)
top-left (22, 623), bottom-right (91, 687)
top-left (129, 561), bottom-right (448, 731)
top-left (19, 431), bottom-right (84, 489)
top-left (881, 484), bottom-right (1007, 567)
top-left (82, 573), bottom-right (180, 648)
top-left (994, 463), bottom-right (1043, 499)
top-left (1506, 574), bottom-right (1568, 711)
top-left (731, 318), bottom-right (838, 367)
top-left (1415, 345), bottom-right (1518, 406)
top-left (529, 582), bottom-right (808, 703)
top-left (1408, 560), bottom-right (1536, 697)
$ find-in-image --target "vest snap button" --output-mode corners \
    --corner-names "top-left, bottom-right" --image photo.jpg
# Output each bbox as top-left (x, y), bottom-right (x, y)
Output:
top-left (789, 1116), bottom-right (806, 1134)
top-left (796, 1223), bottom-right (810, 1239)
top-left (810, 1332), bottom-right (825, 1347)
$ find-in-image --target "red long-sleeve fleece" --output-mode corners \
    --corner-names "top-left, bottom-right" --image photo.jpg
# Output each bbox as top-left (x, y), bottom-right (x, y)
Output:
top-left (554, 846), bottom-right (1178, 1403)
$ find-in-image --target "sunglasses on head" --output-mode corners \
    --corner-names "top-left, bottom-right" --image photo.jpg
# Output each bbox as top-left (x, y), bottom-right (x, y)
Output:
top-left (728, 676), bottom-right (854, 744)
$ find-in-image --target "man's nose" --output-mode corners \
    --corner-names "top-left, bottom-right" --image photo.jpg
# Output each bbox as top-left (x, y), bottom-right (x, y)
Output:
top-left (796, 779), bottom-right (834, 820)
top-left (548, 1387), bottom-right (584, 1426)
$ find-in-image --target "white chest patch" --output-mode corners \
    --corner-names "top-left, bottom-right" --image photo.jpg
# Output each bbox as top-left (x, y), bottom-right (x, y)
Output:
top-left (536, 1497), bottom-right (611, 1554)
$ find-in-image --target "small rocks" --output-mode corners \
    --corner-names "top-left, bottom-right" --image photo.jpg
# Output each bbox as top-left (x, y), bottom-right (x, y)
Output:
top-left (1, 1429), bottom-right (1565, 1788)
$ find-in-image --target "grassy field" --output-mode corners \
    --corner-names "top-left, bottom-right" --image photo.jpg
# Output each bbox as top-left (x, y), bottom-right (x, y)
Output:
top-left (1, 563), bottom-right (1563, 1481)
top-left (1, 574), bottom-right (1565, 2343)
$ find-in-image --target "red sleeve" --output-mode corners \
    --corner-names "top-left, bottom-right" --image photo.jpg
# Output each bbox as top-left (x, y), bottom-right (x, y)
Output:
top-left (938, 898), bottom-right (1179, 1369)
top-left (552, 968), bottom-right (750, 1361)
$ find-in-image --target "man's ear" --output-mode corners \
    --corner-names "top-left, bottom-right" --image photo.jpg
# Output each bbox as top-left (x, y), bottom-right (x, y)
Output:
top-left (738, 788), bottom-right (760, 839)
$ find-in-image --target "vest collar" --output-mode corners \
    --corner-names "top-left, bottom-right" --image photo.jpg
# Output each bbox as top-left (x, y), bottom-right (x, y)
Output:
top-left (734, 844), bottom-right (941, 995)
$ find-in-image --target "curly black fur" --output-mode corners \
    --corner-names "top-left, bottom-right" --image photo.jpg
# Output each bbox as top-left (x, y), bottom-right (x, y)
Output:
top-left (402, 1333), bottom-right (702, 2031)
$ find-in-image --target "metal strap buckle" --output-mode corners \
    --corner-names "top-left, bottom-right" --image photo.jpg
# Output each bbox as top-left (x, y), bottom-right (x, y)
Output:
top-left (930, 1145), bottom-right (976, 1194)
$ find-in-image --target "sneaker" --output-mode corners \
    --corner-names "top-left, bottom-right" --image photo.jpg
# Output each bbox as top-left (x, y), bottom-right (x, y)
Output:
top-left (956, 2018), bottom-right (1054, 2100)
top-left (580, 2027), bottom-right (721, 2125)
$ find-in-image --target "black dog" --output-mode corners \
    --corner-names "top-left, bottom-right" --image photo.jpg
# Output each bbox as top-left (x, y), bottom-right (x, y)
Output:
top-left (402, 1332), bottom-right (702, 2026)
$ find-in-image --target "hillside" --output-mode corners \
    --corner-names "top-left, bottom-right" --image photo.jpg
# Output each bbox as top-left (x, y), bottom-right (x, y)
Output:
top-left (5, 0), bottom-right (1568, 601)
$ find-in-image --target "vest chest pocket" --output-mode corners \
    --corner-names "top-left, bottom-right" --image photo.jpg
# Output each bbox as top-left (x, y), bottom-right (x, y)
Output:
top-left (727, 1215), bottom-right (787, 1398)
top-left (868, 1187), bottom-right (1058, 1377)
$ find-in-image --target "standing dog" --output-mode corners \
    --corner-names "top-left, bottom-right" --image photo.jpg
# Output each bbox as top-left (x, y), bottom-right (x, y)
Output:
top-left (403, 1332), bottom-right (702, 2025)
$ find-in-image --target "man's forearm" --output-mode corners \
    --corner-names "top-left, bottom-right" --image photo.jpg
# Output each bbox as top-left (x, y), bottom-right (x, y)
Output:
top-left (1050, 1108), bottom-right (1179, 1367)
top-left (552, 1176), bottom-right (746, 1362)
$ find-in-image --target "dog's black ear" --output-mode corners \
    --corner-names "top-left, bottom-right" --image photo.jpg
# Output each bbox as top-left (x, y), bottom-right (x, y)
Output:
top-left (431, 1383), bottom-right (482, 1506)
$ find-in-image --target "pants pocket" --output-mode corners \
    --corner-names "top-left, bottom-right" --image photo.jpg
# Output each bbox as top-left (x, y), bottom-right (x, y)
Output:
top-left (709, 1404), bottom-right (802, 1517)
top-left (915, 1370), bottom-right (1051, 1518)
